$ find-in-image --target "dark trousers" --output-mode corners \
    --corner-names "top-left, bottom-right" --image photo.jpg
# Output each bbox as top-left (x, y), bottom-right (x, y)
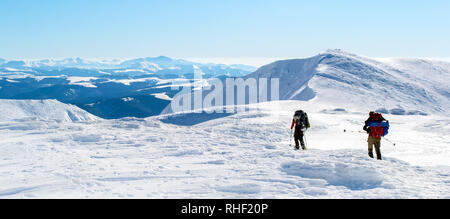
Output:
top-left (294, 128), bottom-right (305, 148)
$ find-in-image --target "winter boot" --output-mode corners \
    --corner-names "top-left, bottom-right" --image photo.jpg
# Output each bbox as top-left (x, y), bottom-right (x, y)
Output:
top-left (377, 154), bottom-right (382, 160)
top-left (375, 148), bottom-right (382, 160)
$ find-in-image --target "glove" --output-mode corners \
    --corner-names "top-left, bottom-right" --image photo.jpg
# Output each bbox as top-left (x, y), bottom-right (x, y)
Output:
top-left (366, 127), bottom-right (371, 134)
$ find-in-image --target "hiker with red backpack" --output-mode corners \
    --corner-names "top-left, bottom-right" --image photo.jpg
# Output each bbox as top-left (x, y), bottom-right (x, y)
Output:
top-left (363, 111), bottom-right (390, 160)
top-left (290, 110), bottom-right (311, 150)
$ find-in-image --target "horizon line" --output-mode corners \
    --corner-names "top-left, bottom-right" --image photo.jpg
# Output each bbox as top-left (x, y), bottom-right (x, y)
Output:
top-left (2, 55), bottom-right (450, 68)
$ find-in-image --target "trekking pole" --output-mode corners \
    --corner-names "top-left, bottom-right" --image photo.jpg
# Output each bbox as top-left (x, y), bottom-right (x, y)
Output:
top-left (343, 129), bottom-right (366, 134)
top-left (289, 129), bottom-right (293, 147)
top-left (304, 134), bottom-right (308, 150)
top-left (383, 137), bottom-right (397, 147)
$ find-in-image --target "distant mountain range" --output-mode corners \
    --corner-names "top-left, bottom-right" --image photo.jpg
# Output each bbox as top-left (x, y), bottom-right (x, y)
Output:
top-left (0, 56), bottom-right (256, 119)
top-left (0, 56), bottom-right (257, 78)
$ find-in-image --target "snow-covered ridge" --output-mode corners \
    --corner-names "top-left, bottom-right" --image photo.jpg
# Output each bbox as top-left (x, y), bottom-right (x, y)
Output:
top-left (0, 99), bottom-right (99, 122)
top-left (248, 49), bottom-right (450, 116)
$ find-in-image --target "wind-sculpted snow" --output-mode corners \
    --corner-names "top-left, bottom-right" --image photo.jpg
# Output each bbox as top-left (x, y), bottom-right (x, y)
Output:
top-left (281, 152), bottom-right (385, 190)
top-left (0, 101), bottom-right (448, 198)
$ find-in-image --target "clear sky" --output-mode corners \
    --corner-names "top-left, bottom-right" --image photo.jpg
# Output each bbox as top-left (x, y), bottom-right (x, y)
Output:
top-left (1, 0), bottom-right (449, 63)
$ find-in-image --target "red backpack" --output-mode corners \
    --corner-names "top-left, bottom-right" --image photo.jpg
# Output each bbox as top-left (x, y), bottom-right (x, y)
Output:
top-left (370, 125), bottom-right (384, 139)
top-left (369, 113), bottom-right (384, 139)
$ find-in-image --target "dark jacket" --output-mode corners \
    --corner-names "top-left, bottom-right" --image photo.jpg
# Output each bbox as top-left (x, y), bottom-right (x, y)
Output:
top-left (291, 114), bottom-right (311, 130)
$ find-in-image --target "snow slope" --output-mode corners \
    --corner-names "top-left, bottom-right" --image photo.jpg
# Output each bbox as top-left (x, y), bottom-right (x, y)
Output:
top-left (0, 99), bottom-right (99, 122)
top-left (0, 101), bottom-right (448, 198)
top-left (248, 49), bottom-right (450, 116)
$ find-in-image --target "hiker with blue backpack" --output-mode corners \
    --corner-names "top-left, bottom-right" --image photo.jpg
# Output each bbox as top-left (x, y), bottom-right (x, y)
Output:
top-left (363, 111), bottom-right (390, 160)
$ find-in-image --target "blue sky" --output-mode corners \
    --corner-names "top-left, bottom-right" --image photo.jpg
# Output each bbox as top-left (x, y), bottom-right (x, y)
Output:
top-left (1, 0), bottom-right (449, 63)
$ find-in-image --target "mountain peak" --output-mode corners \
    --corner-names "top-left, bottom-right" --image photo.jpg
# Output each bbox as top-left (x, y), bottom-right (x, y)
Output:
top-left (321, 49), bottom-right (359, 57)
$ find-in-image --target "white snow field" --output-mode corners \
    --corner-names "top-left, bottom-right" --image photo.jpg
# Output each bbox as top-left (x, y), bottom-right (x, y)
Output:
top-left (0, 100), bottom-right (449, 198)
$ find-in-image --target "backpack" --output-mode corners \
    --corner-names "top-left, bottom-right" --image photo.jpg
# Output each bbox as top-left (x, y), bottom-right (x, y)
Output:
top-left (294, 110), bottom-right (310, 129)
top-left (368, 120), bottom-right (390, 138)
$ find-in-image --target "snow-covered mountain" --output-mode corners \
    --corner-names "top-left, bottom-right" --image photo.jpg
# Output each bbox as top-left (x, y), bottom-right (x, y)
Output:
top-left (246, 49), bottom-right (450, 116)
top-left (0, 99), bottom-right (98, 122)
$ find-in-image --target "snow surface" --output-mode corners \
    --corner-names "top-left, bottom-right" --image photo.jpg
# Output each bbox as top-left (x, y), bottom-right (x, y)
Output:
top-left (0, 100), bottom-right (448, 198)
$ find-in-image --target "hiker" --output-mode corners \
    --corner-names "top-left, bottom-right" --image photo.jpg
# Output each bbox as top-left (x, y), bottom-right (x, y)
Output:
top-left (363, 111), bottom-right (389, 160)
top-left (290, 110), bottom-right (311, 150)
